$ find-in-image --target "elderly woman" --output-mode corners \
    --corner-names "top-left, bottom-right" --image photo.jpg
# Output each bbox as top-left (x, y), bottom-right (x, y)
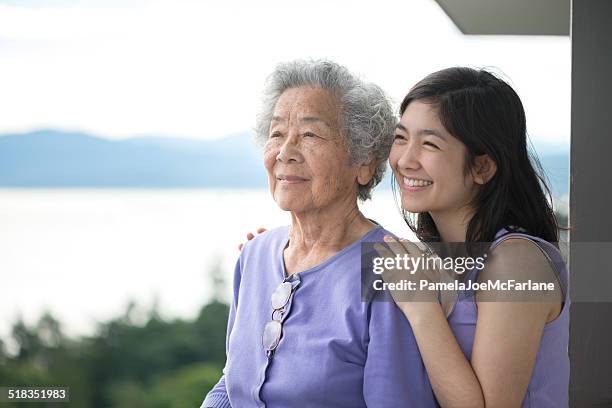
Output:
top-left (201, 60), bottom-right (437, 408)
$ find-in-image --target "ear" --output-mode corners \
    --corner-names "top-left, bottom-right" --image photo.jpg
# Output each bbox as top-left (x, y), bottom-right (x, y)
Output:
top-left (472, 154), bottom-right (497, 185)
top-left (357, 161), bottom-right (378, 186)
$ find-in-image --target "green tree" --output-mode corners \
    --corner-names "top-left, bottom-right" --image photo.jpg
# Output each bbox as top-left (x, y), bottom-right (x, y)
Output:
top-left (0, 260), bottom-right (231, 407)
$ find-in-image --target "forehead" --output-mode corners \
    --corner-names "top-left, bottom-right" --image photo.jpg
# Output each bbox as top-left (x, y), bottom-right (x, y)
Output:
top-left (272, 86), bottom-right (340, 124)
top-left (398, 100), bottom-right (463, 146)
top-left (399, 100), bottom-right (441, 127)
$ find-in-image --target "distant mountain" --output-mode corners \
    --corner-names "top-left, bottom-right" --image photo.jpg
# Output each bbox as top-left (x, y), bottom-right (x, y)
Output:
top-left (0, 130), bottom-right (569, 197)
top-left (0, 130), bottom-right (267, 188)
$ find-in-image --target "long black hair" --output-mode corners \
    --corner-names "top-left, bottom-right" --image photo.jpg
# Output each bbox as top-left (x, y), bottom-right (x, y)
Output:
top-left (395, 67), bottom-right (559, 244)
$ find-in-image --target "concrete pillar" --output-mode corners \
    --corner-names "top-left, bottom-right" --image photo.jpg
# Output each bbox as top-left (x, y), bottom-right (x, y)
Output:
top-left (569, 0), bottom-right (612, 405)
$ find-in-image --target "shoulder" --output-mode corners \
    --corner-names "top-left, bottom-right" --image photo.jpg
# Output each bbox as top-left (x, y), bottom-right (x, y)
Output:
top-left (477, 235), bottom-right (562, 303)
top-left (236, 226), bottom-right (289, 277)
top-left (483, 236), bottom-right (552, 279)
top-left (364, 226), bottom-right (395, 243)
top-left (240, 225), bottom-right (290, 255)
top-left (330, 226), bottom-right (392, 268)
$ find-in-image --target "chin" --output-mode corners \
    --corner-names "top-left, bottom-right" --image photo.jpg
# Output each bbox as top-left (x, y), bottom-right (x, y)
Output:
top-left (273, 193), bottom-right (306, 213)
top-left (401, 199), bottom-right (430, 214)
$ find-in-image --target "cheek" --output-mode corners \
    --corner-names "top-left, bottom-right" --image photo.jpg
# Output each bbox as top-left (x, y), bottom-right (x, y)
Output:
top-left (429, 155), bottom-right (474, 200)
top-left (262, 147), bottom-right (280, 193)
top-left (306, 146), bottom-right (332, 176)
top-left (448, 156), bottom-right (470, 187)
top-left (423, 151), bottom-right (458, 182)
top-left (310, 152), bottom-right (349, 191)
top-left (263, 144), bottom-right (277, 173)
top-left (388, 145), bottom-right (401, 169)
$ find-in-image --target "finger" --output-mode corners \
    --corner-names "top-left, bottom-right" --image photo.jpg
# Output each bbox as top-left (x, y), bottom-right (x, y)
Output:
top-left (373, 242), bottom-right (394, 258)
top-left (397, 238), bottom-right (422, 256)
top-left (246, 232), bottom-right (255, 240)
top-left (238, 243), bottom-right (244, 251)
top-left (394, 239), bottom-right (442, 283)
top-left (375, 242), bottom-right (412, 283)
top-left (384, 235), bottom-right (422, 260)
top-left (374, 244), bottom-right (410, 283)
top-left (411, 240), bottom-right (432, 254)
top-left (383, 235), bottom-right (407, 255)
top-left (383, 234), bottom-right (397, 244)
top-left (256, 227), bottom-right (267, 234)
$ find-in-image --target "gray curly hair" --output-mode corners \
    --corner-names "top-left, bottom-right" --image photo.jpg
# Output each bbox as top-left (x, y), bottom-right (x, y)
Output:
top-left (255, 59), bottom-right (397, 201)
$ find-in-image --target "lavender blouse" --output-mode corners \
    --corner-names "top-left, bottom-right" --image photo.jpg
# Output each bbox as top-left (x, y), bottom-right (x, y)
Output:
top-left (448, 229), bottom-right (570, 407)
top-left (201, 225), bottom-right (438, 408)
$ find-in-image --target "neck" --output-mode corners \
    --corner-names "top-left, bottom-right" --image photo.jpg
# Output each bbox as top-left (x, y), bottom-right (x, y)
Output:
top-left (429, 206), bottom-right (474, 243)
top-left (288, 198), bottom-right (374, 252)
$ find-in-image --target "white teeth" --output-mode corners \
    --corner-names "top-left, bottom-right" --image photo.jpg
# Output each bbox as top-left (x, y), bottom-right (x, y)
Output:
top-left (403, 177), bottom-right (433, 187)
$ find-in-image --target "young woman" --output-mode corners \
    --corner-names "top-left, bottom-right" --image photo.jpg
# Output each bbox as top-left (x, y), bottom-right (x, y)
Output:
top-left (383, 67), bottom-right (569, 407)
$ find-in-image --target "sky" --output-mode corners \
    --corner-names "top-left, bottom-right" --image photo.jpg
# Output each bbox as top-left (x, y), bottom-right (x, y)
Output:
top-left (0, 0), bottom-right (570, 147)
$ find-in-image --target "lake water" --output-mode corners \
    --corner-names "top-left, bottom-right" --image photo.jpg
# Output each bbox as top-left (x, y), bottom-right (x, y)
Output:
top-left (0, 188), bottom-right (415, 341)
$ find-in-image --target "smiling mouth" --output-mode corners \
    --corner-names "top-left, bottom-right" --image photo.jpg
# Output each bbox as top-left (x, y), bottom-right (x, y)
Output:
top-left (402, 177), bottom-right (433, 188)
top-left (277, 175), bottom-right (309, 183)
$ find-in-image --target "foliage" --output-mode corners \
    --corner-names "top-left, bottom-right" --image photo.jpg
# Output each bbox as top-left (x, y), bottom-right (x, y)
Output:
top-left (0, 302), bottom-right (229, 408)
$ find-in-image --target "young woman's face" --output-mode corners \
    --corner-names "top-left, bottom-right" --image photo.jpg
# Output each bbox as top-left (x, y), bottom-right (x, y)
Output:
top-left (389, 100), bottom-right (479, 216)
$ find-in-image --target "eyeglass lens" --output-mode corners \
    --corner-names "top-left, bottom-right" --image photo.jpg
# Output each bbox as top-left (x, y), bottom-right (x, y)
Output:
top-left (262, 281), bottom-right (296, 352)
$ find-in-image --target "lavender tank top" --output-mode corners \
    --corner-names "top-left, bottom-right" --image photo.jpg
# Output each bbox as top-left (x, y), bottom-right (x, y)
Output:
top-left (446, 228), bottom-right (570, 407)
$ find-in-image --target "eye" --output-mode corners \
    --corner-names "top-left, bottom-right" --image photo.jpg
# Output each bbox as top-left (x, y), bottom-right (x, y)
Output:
top-left (303, 132), bottom-right (318, 138)
top-left (424, 141), bottom-right (439, 149)
top-left (393, 134), bottom-right (406, 143)
top-left (269, 131), bottom-right (282, 138)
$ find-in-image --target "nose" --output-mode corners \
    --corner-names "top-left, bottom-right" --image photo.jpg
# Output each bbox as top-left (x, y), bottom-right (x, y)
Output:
top-left (276, 133), bottom-right (304, 164)
top-left (396, 140), bottom-right (421, 170)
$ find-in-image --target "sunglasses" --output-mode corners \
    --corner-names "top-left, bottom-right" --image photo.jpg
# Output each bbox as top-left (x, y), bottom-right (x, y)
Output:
top-left (262, 279), bottom-right (300, 354)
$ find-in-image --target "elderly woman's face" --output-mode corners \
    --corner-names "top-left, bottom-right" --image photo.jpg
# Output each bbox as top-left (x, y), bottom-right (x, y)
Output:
top-left (263, 86), bottom-right (360, 214)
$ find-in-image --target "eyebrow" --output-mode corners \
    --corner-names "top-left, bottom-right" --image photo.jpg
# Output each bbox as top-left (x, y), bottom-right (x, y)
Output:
top-left (417, 128), bottom-right (447, 140)
top-left (396, 123), bottom-right (447, 141)
top-left (300, 116), bottom-right (327, 125)
top-left (271, 116), bottom-right (331, 127)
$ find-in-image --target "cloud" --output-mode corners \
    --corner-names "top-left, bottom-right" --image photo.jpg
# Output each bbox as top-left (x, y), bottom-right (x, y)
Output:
top-left (0, 0), bottom-right (570, 144)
